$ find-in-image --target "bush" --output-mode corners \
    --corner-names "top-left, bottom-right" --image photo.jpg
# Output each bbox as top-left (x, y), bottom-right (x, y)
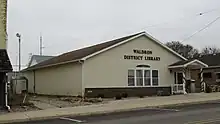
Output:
top-left (84, 98), bottom-right (103, 103)
top-left (157, 90), bottom-right (163, 96)
top-left (77, 95), bottom-right (83, 98)
top-left (138, 94), bottom-right (145, 98)
top-left (97, 94), bottom-right (104, 98)
top-left (115, 94), bottom-right (122, 100)
top-left (205, 85), bottom-right (211, 93)
top-left (121, 93), bottom-right (128, 98)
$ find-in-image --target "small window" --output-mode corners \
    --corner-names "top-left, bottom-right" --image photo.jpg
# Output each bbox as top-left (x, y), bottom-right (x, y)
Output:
top-left (144, 70), bottom-right (151, 86)
top-left (136, 70), bottom-right (143, 86)
top-left (216, 73), bottom-right (220, 79)
top-left (203, 72), bottom-right (212, 78)
top-left (152, 70), bottom-right (159, 86)
top-left (128, 70), bottom-right (135, 86)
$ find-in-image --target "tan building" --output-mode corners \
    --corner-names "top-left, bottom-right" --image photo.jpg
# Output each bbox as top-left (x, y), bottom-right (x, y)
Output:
top-left (22, 32), bottom-right (208, 97)
top-left (0, 0), bottom-right (12, 110)
top-left (0, 0), bottom-right (7, 49)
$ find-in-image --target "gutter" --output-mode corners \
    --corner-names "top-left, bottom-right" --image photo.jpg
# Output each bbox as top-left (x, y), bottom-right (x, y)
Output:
top-left (78, 60), bottom-right (84, 64)
top-left (22, 59), bottom-right (81, 72)
top-left (5, 81), bottom-right (10, 111)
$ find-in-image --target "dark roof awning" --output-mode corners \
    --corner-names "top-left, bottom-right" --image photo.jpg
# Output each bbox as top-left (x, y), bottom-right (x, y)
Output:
top-left (0, 49), bottom-right (12, 72)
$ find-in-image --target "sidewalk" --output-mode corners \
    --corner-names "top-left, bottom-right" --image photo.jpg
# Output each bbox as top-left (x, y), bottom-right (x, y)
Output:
top-left (1, 92), bottom-right (220, 123)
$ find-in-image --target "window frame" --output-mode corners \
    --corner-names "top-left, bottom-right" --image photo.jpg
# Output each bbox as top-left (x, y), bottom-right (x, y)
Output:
top-left (127, 67), bottom-right (159, 87)
top-left (203, 72), bottom-right (212, 78)
top-left (216, 72), bottom-right (220, 79)
top-left (152, 70), bottom-right (159, 86)
top-left (128, 70), bottom-right (135, 86)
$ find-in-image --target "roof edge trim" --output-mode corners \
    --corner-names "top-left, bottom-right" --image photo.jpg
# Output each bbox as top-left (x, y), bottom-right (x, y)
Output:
top-left (82, 32), bottom-right (187, 61)
top-left (81, 32), bottom-right (145, 61)
top-left (22, 59), bottom-right (81, 72)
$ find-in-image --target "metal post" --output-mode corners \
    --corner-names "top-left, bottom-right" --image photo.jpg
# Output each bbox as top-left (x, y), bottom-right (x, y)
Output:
top-left (40, 34), bottom-right (42, 55)
top-left (18, 37), bottom-right (21, 71)
top-left (16, 33), bottom-right (21, 71)
top-left (182, 69), bottom-right (187, 94)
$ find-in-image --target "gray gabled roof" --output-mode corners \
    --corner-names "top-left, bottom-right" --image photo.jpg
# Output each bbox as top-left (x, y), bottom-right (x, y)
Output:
top-left (169, 53), bottom-right (220, 68)
top-left (23, 31), bottom-right (187, 71)
top-left (24, 32), bottom-right (144, 71)
top-left (28, 55), bottom-right (54, 67)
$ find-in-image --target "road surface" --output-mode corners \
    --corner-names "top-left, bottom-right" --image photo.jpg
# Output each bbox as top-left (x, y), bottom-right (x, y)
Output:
top-left (11, 101), bottom-right (220, 124)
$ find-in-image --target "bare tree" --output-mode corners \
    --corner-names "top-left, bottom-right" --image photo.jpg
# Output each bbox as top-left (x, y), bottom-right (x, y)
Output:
top-left (166, 41), bottom-right (199, 59)
top-left (201, 46), bottom-right (220, 55)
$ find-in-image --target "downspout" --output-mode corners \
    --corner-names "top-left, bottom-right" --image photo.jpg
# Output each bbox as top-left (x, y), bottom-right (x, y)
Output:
top-left (33, 70), bottom-right (36, 94)
top-left (78, 60), bottom-right (84, 97)
top-left (5, 77), bottom-right (10, 111)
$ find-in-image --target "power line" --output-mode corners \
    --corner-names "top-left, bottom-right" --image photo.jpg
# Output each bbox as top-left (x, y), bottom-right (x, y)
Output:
top-left (182, 16), bottom-right (220, 42)
top-left (145, 8), bottom-right (220, 28)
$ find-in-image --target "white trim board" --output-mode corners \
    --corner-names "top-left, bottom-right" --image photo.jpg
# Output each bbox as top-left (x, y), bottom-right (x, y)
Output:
top-left (82, 32), bottom-right (187, 61)
top-left (169, 59), bottom-right (208, 69)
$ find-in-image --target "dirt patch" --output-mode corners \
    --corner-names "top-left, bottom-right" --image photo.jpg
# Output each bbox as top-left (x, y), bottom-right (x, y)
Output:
top-left (8, 94), bottom-right (41, 112)
top-left (29, 95), bottom-right (111, 108)
top-left (10, 104), bottom-right (40, 112)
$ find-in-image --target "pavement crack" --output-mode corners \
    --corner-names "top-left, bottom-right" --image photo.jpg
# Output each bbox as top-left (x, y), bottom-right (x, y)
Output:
top-left (60, 117), bottom-right (86, 123)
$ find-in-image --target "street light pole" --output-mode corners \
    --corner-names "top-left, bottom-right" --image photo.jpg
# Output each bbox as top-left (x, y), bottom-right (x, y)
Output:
top-left (16, 33), bottom-right (21, 71)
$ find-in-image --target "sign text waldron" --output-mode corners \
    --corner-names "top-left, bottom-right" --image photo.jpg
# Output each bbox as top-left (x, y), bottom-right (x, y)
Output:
top-left (124, 49), bottom-right (160, 61)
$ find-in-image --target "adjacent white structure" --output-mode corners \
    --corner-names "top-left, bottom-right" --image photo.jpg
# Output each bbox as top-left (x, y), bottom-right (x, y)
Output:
top-left (27, 55), bottom-right (54, 67)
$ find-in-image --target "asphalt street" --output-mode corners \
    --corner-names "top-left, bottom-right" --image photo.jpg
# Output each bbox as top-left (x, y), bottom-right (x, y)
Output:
top-left (11, 101), bottom-right (220, 124)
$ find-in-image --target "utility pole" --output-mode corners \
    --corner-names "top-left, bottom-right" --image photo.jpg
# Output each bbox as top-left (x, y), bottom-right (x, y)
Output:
top-left (39, 33), bottom-right (44, 55)
top-left (16, 33), bottom-right (21, 71)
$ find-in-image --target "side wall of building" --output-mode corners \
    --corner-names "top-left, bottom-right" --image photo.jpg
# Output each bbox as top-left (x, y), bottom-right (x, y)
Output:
top-left (24, 63), bottom-right (82, 96)
top-left (83, 36), bottom-right (183, 97)
top-left (23, 71), bottom-right (35, 93)
top-left (0, 0), bottom-right (7, 49)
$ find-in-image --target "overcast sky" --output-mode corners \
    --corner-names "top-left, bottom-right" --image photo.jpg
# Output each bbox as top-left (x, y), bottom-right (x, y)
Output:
top-left (7, 0), bottom-right (220, 70)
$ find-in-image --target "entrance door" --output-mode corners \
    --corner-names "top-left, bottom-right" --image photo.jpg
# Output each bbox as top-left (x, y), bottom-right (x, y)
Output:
top-left (175, 72), bottom-right (183, 84)
top-left (0, 73), bottom-right (6, 109)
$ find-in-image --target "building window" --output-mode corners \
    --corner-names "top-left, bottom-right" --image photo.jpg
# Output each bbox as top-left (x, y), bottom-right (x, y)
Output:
top-left (128, 70), bottom-right (135, 86)
top-left (144, 70), bottom-right (151, 86)
top-left (136, 70), bottom-right (143, 86)
top-left (203, 72), bottom-right (212, 78)
top-left (152, 70), bottom-right (159, 86)
top-left (216, 73), bottom-right (220, 79)
top-left (128, 69), bottom-right (159, 86)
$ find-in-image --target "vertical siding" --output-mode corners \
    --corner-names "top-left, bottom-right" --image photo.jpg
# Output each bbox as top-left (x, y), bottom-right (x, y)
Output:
top-left (24, 63), bottom-right (82, 96)
top-left (0, 0), bottom-right (7, 49)
top-left (83, 36), bottom-right (183, 88)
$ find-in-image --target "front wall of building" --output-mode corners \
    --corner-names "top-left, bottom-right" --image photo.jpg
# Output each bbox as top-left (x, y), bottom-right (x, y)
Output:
top-left (24, 63), bottom-right (82, 96)
top-left (83, 36), bottom-right (183, 90)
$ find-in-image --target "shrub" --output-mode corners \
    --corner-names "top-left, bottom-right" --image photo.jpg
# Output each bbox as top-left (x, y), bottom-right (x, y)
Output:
top-left (121, 93), bottom-right (128, 98)
top-left (205, 85), bottom-right (211, 93)
top-left (77, 95), bottom-right (83, 98)
top-left (97, 94), bottom-right (104, 98)
top-left (115, 94), bottom-right (122, 100)
top-left (138, 94), bottom-right (145, 98)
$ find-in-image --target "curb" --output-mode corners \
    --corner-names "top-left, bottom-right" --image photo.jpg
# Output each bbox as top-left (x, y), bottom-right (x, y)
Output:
top-left (1, 99), bottom-right (220, 123)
